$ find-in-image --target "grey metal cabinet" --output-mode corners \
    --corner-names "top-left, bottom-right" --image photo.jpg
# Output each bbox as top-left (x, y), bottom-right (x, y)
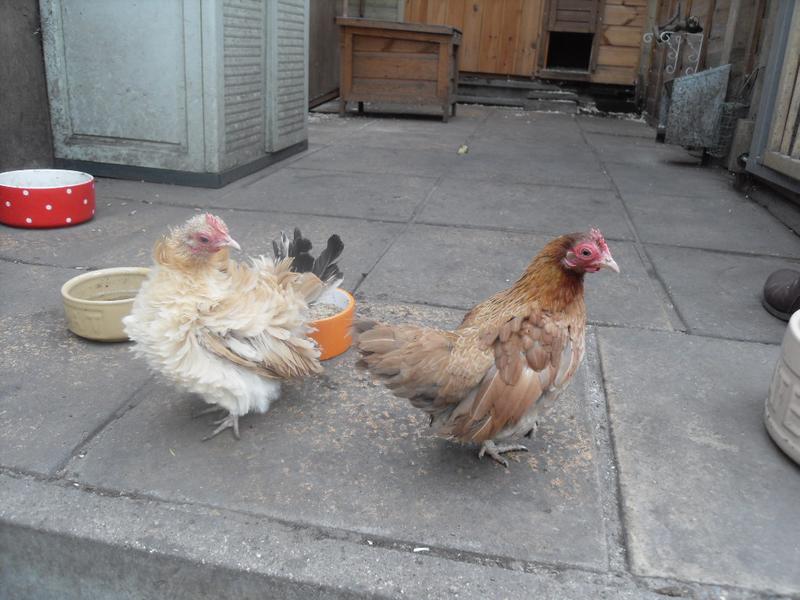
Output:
top-left (40, 0), bottom-right (309, 187)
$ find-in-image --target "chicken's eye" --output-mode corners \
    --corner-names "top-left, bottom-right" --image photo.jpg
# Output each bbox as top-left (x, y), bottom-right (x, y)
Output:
top-left (580, 247), bottom-right (592, 257)
top-left (199, 235), bottom-right (210, 244)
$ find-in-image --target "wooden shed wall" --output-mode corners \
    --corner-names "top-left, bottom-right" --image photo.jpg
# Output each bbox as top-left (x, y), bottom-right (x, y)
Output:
top-left (346, 0), bottom-right (405, 21)
top-left (405, 0), bottom-right (647, 85)
top-left (592, 0), bottom-right (648, 85)
top-left (404, 0), bottom-right (545, 78)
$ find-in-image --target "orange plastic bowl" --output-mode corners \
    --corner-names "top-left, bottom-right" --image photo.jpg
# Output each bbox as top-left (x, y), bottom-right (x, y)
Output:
top-left (309, 288), bottom-right (355, 360)
top-left (0, 169), bottom-right (95, 228)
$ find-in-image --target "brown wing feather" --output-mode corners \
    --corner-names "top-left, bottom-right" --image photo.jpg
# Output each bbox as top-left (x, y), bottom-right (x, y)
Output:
top-left (446, 307), bottom-right (584, 443)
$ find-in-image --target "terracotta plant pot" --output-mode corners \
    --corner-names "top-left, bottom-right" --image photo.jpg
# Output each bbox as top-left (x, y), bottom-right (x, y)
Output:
top-left (61, 267), bottom-right (150, 342)
top-left (309, 288), bottom-right (355, 361)
top-left (0, 169), bottom-right (95, 228)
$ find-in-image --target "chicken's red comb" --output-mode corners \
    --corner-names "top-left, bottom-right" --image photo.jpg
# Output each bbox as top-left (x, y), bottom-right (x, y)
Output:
top-left (204, 213), bottom-right (229, 235)
top-left (589, 227), bottom-right (609, 254)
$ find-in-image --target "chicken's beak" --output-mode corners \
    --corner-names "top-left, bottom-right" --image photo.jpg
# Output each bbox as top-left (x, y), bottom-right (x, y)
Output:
top-left (226, 237), bottom-right (241, 252)
top-left (602, 254), bottom-right (620, 273)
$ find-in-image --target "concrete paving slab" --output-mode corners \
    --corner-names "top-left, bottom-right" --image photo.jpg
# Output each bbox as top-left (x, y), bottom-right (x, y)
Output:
top-left (1, 474), bottom-right (669, 600)
top-left (0, 202), bottom-right (403, 292)
top-left (0, 260), bottom-right (79, 316)
top-left (418, 177), bottom-right (635, 240)
top-left (345, 112), bottom-right (483, 139)
top-left (66, 301), bottom-right (610, 570)
top-left (336, 127), bottom-right (476, 152)
top-left (212, 168), bottom-right (436, 222)
top-left (626, 193), bottom-right (800, 257)
top-left (576, 115), bottom-right (655, 139)
top-left (287, 144), bottom-right (460, 179)
top-left (584, 133), bottom-right (700, 167)
top-left (448, 151), bottom-right (610, 190)
top-left (646, 245), bottom-right (798, 344)
top-left (605, 161), bottom-right (737, 200)
top-left (479, 109), bottom-right (585, 145)
top-left (359, 225), bottom-right (673, 330)
top-left (597, 327), bottom-right (800, 595)
top-left (0, 309), bottom-right (150, 475)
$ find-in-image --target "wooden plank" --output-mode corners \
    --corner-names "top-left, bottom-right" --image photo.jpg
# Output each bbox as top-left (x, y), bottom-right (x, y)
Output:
top-left (591, 64), bottom-right (636, 84)
top-left (768, 5), bottom-right (800, 156)
top-left (595, 45), bottom-right (640, 68)
top-left (498, 0), bottom-right (524, 75)
top-left (460, 1), bottom-right (483, 72)
top-left (763, 151), bottom-right (800, 181)
top-left (349, 77), bottom-right (439, 102)
top-left (341, 30), bottom-right (354, 97)
top-left (514, 0), bottom-right (544, 76)
top-left (588, 0), bottom-right (605, 72)
top-left (603, 3), bottom-right (645, 26)
top-left (782, 63), bottom-right (800, 156)
top-left (437, 41), bottom-right (451, 106)
top-left (445, 0), bottom-right (467, 31)
top-left (354, 36), bottom-right (438, 53)
top-left (604, 0), bottom-right (647, 5)
top-left (555, 9), bottom-right (593, 24)
top-left (477, 0), bottom-right (504, 73)
top-left (336, 18), bottom-right (459, 36)
top-left (427, 0), bottom-right (448, 25)
top-left (309, 0), bottom-right (340, 105)
top-left (344, 25), bottom-right (461, 45)
top-left (353, 51), bottom-right (439, 80)
top-left (558, 0), bottom-right (595, 9)
top-left (600, 25), bottom-right (643, 47)
top-left (406, 0), bottom-right (427, 22)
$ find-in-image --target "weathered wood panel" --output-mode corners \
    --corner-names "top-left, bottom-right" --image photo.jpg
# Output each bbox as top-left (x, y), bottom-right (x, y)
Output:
top-left (338, 18), bottom-right (460, 120)
top-left (309, 0), bottom-right (340, 106)
top-left (353, 50), bottom-right (439, 80)
top-left (405, 0), bottom-right (544, 77)
top-left (591, 0), bottom-right (646, 84)
top-left (596, 45), bottom-right (640, 68)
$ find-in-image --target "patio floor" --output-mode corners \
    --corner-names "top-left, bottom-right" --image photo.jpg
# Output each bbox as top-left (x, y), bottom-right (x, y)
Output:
top-left (2, 105), bottom-right (799, 599)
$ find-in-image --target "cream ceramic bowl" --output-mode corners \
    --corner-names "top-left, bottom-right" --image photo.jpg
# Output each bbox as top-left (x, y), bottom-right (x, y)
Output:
top-left (61, 267), bottom-right (150, 341)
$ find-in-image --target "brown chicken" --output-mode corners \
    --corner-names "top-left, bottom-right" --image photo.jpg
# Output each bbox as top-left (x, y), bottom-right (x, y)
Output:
top-left (355, 229), bottom-right (619, 467)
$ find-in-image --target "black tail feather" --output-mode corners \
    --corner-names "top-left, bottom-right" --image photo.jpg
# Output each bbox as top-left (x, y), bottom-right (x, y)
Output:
top-left (313, 234), bottom-right (344, 283)
top-left (272, 228), bottom-right (344, 284)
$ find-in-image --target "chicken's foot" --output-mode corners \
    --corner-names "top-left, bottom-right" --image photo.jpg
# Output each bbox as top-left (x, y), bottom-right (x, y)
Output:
top-left (478, 441), bottom-right (528, 468)
top-left (202, 412), bottom-right (240, 441)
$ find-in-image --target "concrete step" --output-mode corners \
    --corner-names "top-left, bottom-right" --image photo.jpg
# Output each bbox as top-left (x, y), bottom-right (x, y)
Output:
top-left (458, 77), bottom-right (561, 92)
top-left (525, 98), bottom-right (579, 114)
top-left (526, 89), bottom-right (579, 102)
top-left (456, 93), bottom-right (527, 108)
top-left (0, 474), bottom-right (667, 600)
top-left (457, 93), bottom-right (578, 114)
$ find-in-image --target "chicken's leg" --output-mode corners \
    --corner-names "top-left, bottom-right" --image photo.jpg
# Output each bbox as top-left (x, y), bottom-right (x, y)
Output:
top-left (192, 405), bottom-right (226, 419)
top-left (478, 440), bottom-right (528, 468)
top-left (202, 412), bottom-right (240, 441)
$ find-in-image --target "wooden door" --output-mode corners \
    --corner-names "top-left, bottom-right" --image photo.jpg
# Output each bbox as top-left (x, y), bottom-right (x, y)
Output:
top-left (405, 0), bottom-right (545, 77)
top-left (762, 4), bottom-right (800, 180)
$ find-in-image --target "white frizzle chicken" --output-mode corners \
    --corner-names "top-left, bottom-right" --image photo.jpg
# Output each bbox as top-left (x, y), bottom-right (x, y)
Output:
top-left (123, 213), bottom-right (343, 440)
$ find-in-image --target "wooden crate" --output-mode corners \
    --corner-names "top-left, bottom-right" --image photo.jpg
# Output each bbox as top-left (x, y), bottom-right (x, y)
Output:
top-left (336, 18), bottom-right (462, 122)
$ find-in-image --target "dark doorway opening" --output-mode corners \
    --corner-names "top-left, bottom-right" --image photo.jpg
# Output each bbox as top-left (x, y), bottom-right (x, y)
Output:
top-left (546, 32), bottom-right (594, 70)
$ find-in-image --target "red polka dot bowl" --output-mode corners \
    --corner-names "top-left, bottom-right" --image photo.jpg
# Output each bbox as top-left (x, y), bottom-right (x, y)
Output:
top-left (0, 169), bottom-right (95, 229)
